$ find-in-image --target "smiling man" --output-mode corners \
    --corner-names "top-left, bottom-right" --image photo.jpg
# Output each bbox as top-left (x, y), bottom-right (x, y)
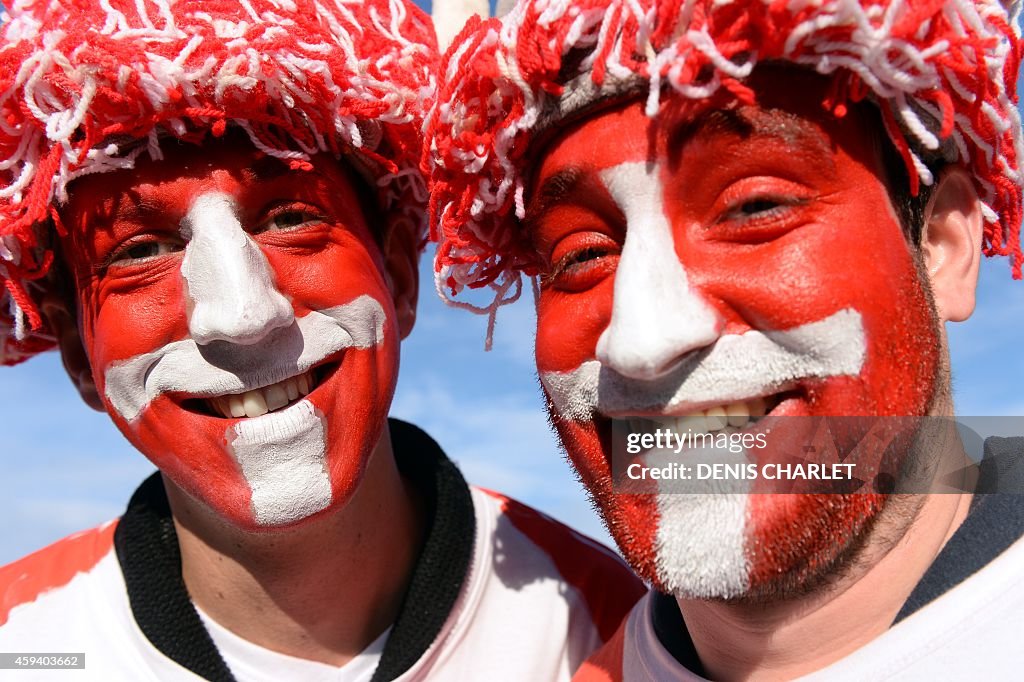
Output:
top-left (428, 0), bottom-right (1024, 678)
top-left (0, 1), bottom-right (642, 679)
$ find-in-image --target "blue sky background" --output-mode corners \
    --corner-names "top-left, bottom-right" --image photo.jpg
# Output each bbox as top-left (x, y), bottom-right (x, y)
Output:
top-left (0, 0), bottom-right (1022, 563)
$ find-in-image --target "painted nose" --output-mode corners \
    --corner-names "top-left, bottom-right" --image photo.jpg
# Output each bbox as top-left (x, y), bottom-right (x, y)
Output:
top-left (181, 192), bottom-right (295, 345)
top-left (595, 162), bottom-right (722, 380)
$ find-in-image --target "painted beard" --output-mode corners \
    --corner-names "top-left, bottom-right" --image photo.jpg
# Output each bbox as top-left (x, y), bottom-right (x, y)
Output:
top-left (544, 385), bottom-right (944, 601)
top-left (540, 260), bottom-right (945, 602)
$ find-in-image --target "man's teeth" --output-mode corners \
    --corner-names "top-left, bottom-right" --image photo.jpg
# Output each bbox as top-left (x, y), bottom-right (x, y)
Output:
top-left (207, 370), bottom-right (316, 419)
top-left (631, 397), bottom-right (768, 436)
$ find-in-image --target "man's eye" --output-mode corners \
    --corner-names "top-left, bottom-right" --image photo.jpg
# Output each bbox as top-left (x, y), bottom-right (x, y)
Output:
top-left (708, 178), bottom-right (812, 242)
top-left (257, 209), bottom-right (323, 233)
top-left (739, 199), bottom-right (782, 215)
top-left (109, 240), bottom-right (182, 265)
top-left (555, 246), bottom-right (610, 271)
top-left (544, 237), bottom-right (620, 291)
top-left (723, 197), bottom-right (790, 221)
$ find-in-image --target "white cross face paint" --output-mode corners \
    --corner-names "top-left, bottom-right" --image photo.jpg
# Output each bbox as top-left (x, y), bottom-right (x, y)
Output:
top-left (64, 140), bottom-right (406, 531)
top-left (595, 163), bottom-right (722, 380)
top-left (542, 308), bottom-right (868, 421)
top-left (637, 444), bottom-right (753, 598)
top-left (655, 491), bottom-right (750, 598)
top-left (181, 192), bottom-right (295, 345)
top-left (230, 400), bottom-right (332, 526)
top-left (104, 295), bottom-right (387, 423)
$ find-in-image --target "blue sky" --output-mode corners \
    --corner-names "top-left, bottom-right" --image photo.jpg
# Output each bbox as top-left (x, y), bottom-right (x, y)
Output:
top-left (1, 251), bottom-right (1022, 564)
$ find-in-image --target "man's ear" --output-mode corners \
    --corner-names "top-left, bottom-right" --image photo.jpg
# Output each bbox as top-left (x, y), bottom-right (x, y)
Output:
top-left (382, 222), bottom-right (420, 340)
top-left (920, 167), bottom-right (983, 323)
top-left (41, 293), bottom-right (104, 412)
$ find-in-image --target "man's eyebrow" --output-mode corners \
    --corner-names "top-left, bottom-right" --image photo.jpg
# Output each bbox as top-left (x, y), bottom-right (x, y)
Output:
top-left (243, 155), bottom-right (294, 183)
top-left (664, 107), bottom-right (837, 170)
top-left (106, 192), bottom-right (162, 223)
top-left (674, 108), bottom-right (752, 141)
top-left (522, 167), bottom-right (621, 257)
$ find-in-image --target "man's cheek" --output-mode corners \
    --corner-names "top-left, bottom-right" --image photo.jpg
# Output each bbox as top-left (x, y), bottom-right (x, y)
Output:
top-left (860, 296), bottom-right (940, 415)
top-left (680, 234), bottom-right (878, 333)
top-left (262, 234), bottom-right (388, 312)
top-left (125, 398), bottom-right (258, 524)
top-left (551, 413), bottom-right (663, 586)
top-left (548, 406), bottom-right (607, 478)
top-left (535, 286), bottom-right (613, 372)
top-left (88, 281), bottom-right (190, 366)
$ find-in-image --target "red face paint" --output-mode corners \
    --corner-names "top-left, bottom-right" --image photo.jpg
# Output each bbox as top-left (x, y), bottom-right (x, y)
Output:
top-left (61, 137), bottom-right (401, 530)
top-left (528, 70), bottom-right (940, 596)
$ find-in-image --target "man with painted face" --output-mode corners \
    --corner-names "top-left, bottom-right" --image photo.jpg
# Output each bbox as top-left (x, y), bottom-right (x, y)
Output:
top-left (0, 1), bottom-right (644, 679)
top-left (428, 0), bottom-right (1024, 678)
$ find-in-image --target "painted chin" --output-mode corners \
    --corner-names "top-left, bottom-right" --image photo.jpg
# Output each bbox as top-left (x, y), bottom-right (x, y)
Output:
top-left (550, 385), bottom-right (901, 598)
top-left (743, 491), bottom-right (885, 598)
top-left (106, 344), bottom-right (390, 531)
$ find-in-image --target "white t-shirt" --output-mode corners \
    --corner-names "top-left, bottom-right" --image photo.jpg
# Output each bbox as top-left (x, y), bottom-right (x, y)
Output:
top-left (588, 534), bottom-right (1024, 682)
top-left (195, 607), bottom-right (389, 682)
top-left (0, 487), bottom-right (643, 681)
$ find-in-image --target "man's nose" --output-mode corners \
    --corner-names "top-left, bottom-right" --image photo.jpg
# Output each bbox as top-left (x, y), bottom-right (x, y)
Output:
top-left (180, 193), bottom-right (295, 345)
top-left (595, 163), bottom-right (722, 380)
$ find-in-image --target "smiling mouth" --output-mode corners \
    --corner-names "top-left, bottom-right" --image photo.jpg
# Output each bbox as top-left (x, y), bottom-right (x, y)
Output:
top-left (618, 392), bottom-right (792, 437)
top-left (182, 364), bottom-right (336, 419)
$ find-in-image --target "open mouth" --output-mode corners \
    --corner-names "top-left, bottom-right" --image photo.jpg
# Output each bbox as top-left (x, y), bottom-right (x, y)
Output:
top-left (181, 363), bottom-right (337, 418)
top-left (619, 391), bottom-right (795, 438)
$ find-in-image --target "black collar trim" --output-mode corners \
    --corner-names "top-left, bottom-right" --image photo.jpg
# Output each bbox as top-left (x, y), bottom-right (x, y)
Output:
top-left (894, 436), bottom-right (1024, 622)
top-left (114, 418), bottom-right (475, 682)
top-left (651, 592), bottom-right (705, 676)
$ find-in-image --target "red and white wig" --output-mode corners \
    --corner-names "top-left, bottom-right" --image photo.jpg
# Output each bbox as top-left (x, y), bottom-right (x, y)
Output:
top-left (0, 0), bottom-right (438, 364)
top-left (427, 0), bottom-right (1024, 336)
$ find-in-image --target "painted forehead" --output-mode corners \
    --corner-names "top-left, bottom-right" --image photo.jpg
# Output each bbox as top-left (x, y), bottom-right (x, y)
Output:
top-left (663, 106), bottom-right (841, 168)
top-left (69, 147), bottom-right (321, 204)
top-left (526, 99), bottom-right (866, 252)
top-left (536, 98), bottom-right (850, 180)
top-left (60, 141), bottom-right (363, 240)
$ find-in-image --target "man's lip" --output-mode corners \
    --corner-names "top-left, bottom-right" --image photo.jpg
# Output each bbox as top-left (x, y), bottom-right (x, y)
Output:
top-left (598, 389), bottom-right (800, 420)
top-left (177, 360), bottom-right (341, 419)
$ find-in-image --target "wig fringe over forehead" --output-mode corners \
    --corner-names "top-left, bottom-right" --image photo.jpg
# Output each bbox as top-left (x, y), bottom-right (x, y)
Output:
top-left (426, 0), bottom-right (1024, 343)
top-left (0, 0), bottom-right (438, 365)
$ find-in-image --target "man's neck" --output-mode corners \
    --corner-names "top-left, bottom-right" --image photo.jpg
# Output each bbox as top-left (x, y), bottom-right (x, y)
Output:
top-left (166, 427), bottom-right (425, 667)
top-left (677, 399), bottom-right (977, 681)
top-left (678, 485), bottom-right (971, 681)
